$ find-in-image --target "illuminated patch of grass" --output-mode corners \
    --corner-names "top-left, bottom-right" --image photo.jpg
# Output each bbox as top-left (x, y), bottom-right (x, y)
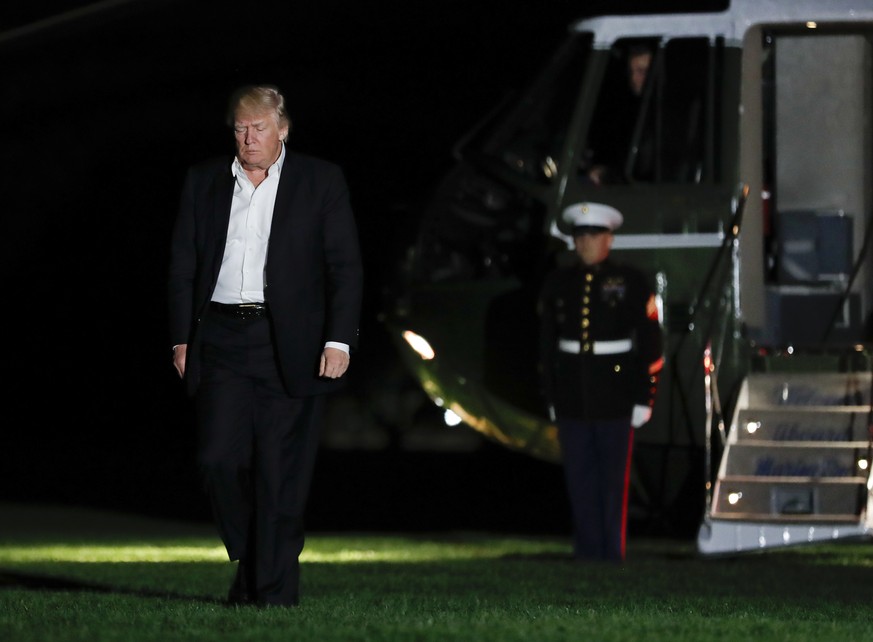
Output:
top-left (1, 504), bottom-right (872, 642)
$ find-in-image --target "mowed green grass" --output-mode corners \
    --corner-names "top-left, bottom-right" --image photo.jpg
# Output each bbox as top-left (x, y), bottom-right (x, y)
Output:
top-left (1, 502), bottom-right (872, 642)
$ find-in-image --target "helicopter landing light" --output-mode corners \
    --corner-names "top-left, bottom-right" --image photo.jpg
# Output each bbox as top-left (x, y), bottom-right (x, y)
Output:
top-left (402, 330), bottom-right (435, 360)
top-left (443, 409), bottom-right (462, 426)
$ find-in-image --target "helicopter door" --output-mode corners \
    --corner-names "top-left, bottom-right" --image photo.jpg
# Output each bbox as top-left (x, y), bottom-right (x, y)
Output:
top-left (757, 31), bottom-right (872, 347)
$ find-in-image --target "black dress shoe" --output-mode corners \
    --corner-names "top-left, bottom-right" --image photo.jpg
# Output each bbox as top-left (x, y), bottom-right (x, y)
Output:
top-left (227, 561), bottom-right (256, 605)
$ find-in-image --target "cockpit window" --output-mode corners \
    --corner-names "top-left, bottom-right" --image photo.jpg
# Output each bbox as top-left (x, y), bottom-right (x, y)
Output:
top-left (582, 37), bottom-right (718, 185)
top-left (463, 35), bottom-right (592, 183)
top-left (460, 34), bottom-right (719, 188)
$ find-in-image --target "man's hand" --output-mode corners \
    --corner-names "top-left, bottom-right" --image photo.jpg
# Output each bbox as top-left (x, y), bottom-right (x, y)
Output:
top-left (319, 347), bottom-right (350, 379)
top-left (631, 404), bottom-right (652, 429)
top-left (587, 165), bottom-right (606, 186)
top-left (173, 344), bottom-right (187, 379)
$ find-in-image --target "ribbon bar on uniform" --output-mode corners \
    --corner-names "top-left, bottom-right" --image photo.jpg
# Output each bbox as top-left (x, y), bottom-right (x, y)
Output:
top-left (558, 338), bottom-right (632, 355)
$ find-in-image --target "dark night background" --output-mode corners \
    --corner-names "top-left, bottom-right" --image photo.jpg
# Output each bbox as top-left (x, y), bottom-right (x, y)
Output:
top-left (2, 0), bottom-right (726, 537)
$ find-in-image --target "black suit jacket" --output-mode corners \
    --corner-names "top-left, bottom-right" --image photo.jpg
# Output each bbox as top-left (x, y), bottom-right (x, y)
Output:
top-left (168, 149), bottom-right (363, 397)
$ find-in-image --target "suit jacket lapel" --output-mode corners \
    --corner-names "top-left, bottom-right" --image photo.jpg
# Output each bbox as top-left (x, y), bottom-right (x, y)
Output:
top-left (267, 152), bottom-right (305, 281)
top-left (208, 167), bottom-right (235, 281)
top-left (271, 151), bottom-right (301, 230)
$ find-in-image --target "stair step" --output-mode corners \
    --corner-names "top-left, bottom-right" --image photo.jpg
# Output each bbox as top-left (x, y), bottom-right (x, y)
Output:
top-left (735, 408), bottom-right (871, 442)
top-left (708, 513), bottom-right (862, 523)
top-left (711, 478), bottom-right (866, 519)
top-left (718, 443), bottom-right (865, 477)
top-left (744, 372), bottom-right (871, 407)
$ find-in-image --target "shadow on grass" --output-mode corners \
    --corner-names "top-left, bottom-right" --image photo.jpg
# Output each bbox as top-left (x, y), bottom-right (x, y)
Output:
top-left (0, 569), bottom-right (224, 605)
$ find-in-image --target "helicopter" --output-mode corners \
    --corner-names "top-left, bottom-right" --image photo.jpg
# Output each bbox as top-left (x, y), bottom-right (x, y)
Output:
top-left (382, 0), bottom-right (873, 553)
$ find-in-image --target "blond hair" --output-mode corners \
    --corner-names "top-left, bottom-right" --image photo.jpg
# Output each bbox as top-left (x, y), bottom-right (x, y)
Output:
top-left (227, 84), bottom-right (291, 133)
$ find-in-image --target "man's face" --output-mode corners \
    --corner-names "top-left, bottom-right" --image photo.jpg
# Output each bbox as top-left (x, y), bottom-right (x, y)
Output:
top-left (574, 229), bottom-right (613, 266)
top-left (628, 51), bottom-right (652, 96)
top-left (233, 109), bottom-right (288, 171)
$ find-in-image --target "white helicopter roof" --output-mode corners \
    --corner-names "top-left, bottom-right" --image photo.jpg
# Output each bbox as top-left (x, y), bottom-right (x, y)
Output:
top-left (572, 0), bottom-right (873, 48)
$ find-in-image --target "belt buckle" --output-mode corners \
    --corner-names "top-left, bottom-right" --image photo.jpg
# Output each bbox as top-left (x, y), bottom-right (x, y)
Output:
top-left (238, 302), bottom-right (265, 318)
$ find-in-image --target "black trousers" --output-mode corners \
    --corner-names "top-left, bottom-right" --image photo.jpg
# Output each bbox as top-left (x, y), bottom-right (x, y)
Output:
top-left (556, 416), bottom-right (633, 562)
top-left (196, 311), bottom-right (324, 605)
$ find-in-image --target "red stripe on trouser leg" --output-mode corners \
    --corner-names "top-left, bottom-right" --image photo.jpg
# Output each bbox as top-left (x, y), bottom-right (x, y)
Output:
top-left (620, 428), bottom-right (634, 560)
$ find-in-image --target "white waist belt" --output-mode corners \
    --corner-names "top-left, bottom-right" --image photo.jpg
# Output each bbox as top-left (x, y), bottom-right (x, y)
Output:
top-left (558, 338), bottom-right (632, 355)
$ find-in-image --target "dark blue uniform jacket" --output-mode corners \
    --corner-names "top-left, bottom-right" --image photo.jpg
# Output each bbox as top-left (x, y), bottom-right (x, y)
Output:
top-left (538, 258), bottom-right (663, 420)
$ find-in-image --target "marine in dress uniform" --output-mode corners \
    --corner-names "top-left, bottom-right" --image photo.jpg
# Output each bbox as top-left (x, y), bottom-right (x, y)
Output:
top-left (538, 202), bottom-right (663, 561)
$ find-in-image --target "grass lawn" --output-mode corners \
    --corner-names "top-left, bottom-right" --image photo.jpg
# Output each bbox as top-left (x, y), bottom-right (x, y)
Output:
top-left (1, 502), bottom-right (872, 641)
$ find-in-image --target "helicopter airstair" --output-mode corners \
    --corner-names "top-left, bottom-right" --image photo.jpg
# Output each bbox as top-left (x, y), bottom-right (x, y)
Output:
top-left (698, 369), bottom-right (873, 555)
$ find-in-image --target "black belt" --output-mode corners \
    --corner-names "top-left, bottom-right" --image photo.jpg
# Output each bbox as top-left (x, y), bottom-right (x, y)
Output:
top-left (210, 301), bottom-right (269, 319)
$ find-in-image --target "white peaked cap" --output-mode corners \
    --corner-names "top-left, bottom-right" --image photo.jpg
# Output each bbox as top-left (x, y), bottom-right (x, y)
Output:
top-left (562, 202), bottom-right (623, 232)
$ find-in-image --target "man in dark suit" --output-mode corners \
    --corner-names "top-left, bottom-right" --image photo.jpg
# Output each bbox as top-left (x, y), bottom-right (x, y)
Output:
top-left (538, 202), bottom-right (662, 562)
top-left (168, 84), bottom-right (363, 606)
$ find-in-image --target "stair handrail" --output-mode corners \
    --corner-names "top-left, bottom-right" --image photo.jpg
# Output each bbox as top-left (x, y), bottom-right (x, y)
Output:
top-left (673, 182), bottom-right (748, 428)
top-left (867, 360), bottom-right (873, 513)
top-left (702, 340), bottom-right (729, 515)
top-left (675, 182), bottom-right (748, 514)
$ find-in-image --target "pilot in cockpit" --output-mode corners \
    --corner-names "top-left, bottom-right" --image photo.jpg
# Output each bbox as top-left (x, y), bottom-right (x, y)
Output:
top-left (584, 44), bottom-right (654, 186)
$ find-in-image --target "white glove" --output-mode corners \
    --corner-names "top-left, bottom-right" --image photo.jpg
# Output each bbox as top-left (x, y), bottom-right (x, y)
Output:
top-left (548, 405), bottom-right (556, 422)
top-left (631, 404), bottom-right (652, 429)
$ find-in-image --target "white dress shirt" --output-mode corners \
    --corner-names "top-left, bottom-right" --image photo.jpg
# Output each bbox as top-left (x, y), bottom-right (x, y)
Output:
top-left (210, 144), bottom-right (348, 355)
top-left (212, 145), bottom-right (284, 305)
